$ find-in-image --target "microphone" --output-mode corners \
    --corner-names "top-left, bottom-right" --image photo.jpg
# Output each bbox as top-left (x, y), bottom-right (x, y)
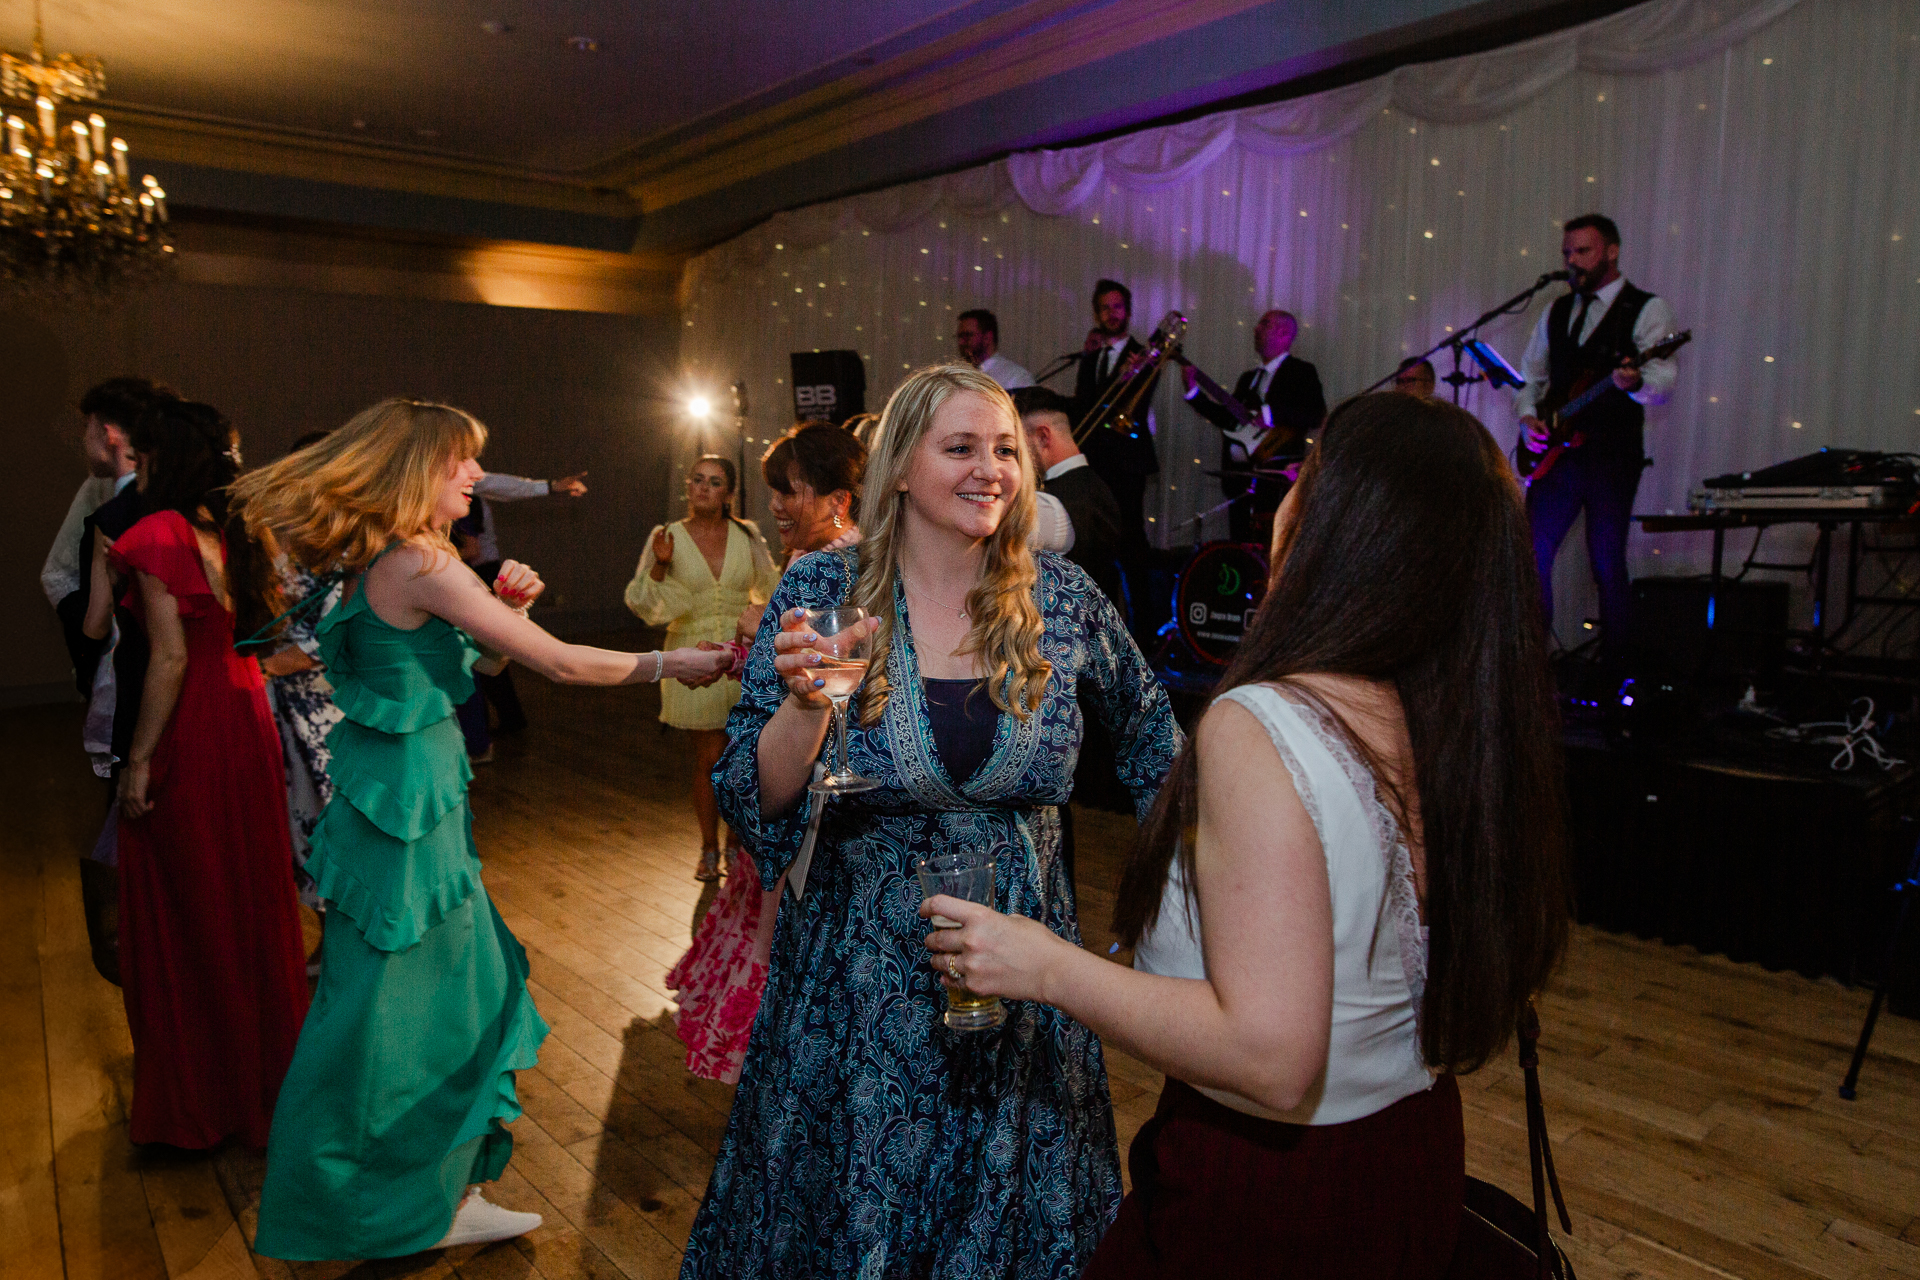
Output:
top-left (1537, 270), bottom-right (1573, 284)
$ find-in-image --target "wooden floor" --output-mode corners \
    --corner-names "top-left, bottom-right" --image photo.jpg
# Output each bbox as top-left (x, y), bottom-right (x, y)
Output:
top-left (5, 643), bottom-right (1920, 1280)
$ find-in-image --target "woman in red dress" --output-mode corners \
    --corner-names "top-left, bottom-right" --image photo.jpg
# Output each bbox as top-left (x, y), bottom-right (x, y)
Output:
top-left (85, 400), bottom-right (310, 1149)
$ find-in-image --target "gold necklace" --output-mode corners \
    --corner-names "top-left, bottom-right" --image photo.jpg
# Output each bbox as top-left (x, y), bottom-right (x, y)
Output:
top-left (904, 576), bottom-right (970, 621)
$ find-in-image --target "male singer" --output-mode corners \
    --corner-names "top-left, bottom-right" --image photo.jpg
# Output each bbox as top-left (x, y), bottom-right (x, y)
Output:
top-left (1182, 309), bottom-right (1326, 542)
top-left (1515, 214), bottom-right (1677, 658)
top-left (1071, 279), bottom-right (1160, 612)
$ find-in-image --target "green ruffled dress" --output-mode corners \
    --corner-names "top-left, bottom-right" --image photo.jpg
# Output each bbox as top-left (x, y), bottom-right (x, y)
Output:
top-left (254, 572), bottom-right (549, 1261)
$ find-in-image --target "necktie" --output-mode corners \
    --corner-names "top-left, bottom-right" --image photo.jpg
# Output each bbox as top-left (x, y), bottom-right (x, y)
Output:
top-left (1570, 294), bottom-right (1596, 344)
top-left (1099, 346), bottom-right (1114, 382)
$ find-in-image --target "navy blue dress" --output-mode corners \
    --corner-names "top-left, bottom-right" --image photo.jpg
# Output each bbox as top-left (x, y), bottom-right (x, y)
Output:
top-left (683, 550), bottom-right (1181, 1280)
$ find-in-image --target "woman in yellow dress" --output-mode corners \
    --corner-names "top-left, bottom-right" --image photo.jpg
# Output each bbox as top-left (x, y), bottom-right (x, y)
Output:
top-left (627, 455), bottom-right (779, 879)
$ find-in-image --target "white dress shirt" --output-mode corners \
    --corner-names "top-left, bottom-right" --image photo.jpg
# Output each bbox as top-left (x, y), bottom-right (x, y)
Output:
top-left (468, 471), bottom-right (552, 564)
top-left (980, 352), bottom-right (1034, 391)
top-left (1030, 454), bottom-right (1090, 553)
top-left (41, 472), bottom-right (132, 607)
top-left (1513, 277), bottom-right (1678, 419)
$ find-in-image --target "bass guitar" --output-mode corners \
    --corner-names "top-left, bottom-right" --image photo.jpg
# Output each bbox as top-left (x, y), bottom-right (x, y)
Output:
top-left (1520, 330), bottom-right (1691, 487)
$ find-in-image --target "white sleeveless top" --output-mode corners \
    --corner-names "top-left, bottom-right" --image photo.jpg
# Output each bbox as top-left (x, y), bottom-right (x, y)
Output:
top-left (1133, 683), bottom-right (1434, 1126)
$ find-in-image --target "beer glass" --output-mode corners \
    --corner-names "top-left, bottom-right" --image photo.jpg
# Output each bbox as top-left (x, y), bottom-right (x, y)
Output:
top-left (804, 606), bottom-right (879, 795)
top-left (915, 850), bottom-right (1008, 1030)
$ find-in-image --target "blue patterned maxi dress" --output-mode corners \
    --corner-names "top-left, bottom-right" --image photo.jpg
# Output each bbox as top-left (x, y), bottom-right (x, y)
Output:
top-left (682, 549), bottom-right (1180, 1280)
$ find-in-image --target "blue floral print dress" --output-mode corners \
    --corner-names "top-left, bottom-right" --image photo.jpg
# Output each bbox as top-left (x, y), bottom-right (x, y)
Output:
top-left (682, 549), bottom-right (1180, 1280)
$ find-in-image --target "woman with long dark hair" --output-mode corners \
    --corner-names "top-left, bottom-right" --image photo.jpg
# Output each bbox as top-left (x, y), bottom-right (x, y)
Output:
top-left (82, 400), bottom-right (311, 1149)
top-left (664, 421), bottom-right (868, 1083)
top-left (921, 392), bottom-right (1570, 1277)
top-left (626, 454), bottom-right (780, 880)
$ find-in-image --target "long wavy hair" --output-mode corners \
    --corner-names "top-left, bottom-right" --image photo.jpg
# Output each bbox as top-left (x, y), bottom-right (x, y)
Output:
top-left (853, 364), bottom-right (1049, 725)
top-left (131, 399), bottom-right (280, 645)
top-left (230, 399), bottom-right (488, 579)
top-left (1111, 393), bottom-right (1570, 1074)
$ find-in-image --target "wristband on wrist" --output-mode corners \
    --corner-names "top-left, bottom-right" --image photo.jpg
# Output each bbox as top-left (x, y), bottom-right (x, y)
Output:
top-left (654, 649), bottom-right (665, 682)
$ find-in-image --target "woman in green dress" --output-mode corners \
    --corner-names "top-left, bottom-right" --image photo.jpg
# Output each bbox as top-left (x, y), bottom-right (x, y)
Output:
top-left (234, 399), bottom-right (733, 1260)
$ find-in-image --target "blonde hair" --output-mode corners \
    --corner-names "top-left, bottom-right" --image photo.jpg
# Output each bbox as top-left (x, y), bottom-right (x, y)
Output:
top-left (854, 364), bottom-right (1050, 724)
top-left (231, 399), bottom-right (488, 576)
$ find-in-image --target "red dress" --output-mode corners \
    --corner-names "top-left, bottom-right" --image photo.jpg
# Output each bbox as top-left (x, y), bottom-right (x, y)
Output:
top-left (112, 510), bottom-right (310, 1148)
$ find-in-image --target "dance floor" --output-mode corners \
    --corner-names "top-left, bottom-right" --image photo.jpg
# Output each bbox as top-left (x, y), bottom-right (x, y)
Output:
top-left (5, 634), bottom-right (1919, 1280)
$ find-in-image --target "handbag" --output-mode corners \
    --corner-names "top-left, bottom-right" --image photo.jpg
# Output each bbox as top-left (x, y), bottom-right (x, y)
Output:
top-left (1444, 1002), bottom-right (1575, 1280)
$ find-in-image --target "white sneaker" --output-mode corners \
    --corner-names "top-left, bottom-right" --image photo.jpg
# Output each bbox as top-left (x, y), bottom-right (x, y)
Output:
top-left (434, 1188), bottom-right (542, 1248)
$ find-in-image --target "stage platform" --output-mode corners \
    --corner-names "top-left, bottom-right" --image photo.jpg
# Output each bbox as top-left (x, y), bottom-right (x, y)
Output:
top-left (4, 634), bottom-right (1919, 1280)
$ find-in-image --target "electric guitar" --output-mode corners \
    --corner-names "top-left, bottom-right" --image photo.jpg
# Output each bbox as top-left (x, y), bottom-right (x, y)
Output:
top-left (1177, 355), bottom-right (1280, 458)
top-left (1520, 330), bottom-right (1691, 487)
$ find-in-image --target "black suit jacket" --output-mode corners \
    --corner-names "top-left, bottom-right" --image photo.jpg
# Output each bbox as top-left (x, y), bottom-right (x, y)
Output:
top-left (1043, 463), bottom-right (1124, 610)
top-left (1191, 356), bottom-right (1326, 497)
top-left (55, 482), bottom-right (143, 696)
top-left (83, 487), bottom-right (151, 774)
top-left (1072, 337), bottom-right (1161, 478)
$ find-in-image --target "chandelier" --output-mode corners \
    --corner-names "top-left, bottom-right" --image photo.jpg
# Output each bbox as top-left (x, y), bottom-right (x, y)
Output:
top-left (0, 2), bottom-right (171, 298)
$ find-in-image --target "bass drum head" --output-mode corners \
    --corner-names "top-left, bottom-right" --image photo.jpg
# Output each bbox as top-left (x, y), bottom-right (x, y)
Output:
top-left (1175, 541), bottom-right (1270, 665)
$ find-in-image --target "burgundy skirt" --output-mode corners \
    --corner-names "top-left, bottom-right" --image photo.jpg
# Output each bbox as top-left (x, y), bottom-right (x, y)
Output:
top-left (1083, 1075), bottom-right (1463, 1280)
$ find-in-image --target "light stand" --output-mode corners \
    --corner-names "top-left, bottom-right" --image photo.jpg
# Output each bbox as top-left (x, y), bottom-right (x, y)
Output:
top-left (1364, 272), bottom-right (1566, 404)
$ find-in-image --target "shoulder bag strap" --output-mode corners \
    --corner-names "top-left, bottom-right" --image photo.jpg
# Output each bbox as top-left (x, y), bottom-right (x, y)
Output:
top-left (1519, 1001), bottom-right (1573, 1278)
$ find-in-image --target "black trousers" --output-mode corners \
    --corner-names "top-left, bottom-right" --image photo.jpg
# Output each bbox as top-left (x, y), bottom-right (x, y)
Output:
top-left (1526, 449), bottom-right (1645, 656)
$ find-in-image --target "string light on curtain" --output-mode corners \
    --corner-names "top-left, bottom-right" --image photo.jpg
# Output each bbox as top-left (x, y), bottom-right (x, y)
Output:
top-left (0, 0), bottom-right (172, 298)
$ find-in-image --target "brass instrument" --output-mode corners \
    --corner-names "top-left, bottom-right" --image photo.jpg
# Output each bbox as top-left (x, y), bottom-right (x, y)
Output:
top-left (1072, 310), bottom-right (1188, 446)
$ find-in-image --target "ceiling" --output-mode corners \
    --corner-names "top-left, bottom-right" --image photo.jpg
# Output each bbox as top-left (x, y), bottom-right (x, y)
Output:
top-left (24, 0), bottom-right (1628, 257)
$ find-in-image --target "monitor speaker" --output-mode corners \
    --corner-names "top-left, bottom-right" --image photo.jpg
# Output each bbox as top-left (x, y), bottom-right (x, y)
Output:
top-left (790, 351), bottom-right (866, 426)
top-left (1627, 576), bottom-right (1788, 677)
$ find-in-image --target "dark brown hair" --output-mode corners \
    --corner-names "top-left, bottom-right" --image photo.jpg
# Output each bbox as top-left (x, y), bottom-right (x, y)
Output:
top-left (761, 420), bottom-right (867, 518)
top-left (132, 399), bottom-right (281, 647)
top-left (1112, 393), bottom-right (1570, 1074)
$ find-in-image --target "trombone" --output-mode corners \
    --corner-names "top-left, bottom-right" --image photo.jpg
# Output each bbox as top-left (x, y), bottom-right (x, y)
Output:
top-left (1072, 310), bottom-right (1189, 446)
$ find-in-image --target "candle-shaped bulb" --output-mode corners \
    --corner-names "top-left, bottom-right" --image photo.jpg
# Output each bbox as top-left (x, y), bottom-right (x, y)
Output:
top-left (6, 115), bottom-right (21, 152)
top-left (92, 158), bottom-right (108, 200)
top-left (139, 192), bottom-right (153, 222)
top-left (151, 186), bottom-right (167, 221)
top-left (71, 120), bottom-right (90, 164)
top-left (111, 137), bottom-right (129, 180)
top-left (88, 114), bottom-right (105, 157)
top-left (35, 96), bottom-right (54, 144)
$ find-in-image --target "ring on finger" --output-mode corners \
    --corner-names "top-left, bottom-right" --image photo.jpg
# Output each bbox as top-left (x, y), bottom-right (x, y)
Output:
top-left (946, 954), bottom-right (961, 982)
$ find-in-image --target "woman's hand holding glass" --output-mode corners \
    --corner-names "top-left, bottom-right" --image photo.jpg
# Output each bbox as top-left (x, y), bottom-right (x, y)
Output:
top-left (919, 896), bottom-right (1072, 1006)
top-left (770, 607), bottom-right (878, 711)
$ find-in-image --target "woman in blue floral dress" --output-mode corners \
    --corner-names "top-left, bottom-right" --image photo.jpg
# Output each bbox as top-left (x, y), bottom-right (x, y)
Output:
top-left (683, 365), bottom-right (1180, 1280)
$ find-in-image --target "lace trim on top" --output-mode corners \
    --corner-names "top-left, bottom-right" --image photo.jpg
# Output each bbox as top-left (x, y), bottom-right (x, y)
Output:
top-left (1237, 684), bottom-right (1429, 1057)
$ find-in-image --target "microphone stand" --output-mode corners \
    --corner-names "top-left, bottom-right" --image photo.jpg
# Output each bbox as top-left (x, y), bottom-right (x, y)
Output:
top-left (1362, 273), bottom-right (1567, 405)
top-left (1031, 351), bottom-right (1083, 386)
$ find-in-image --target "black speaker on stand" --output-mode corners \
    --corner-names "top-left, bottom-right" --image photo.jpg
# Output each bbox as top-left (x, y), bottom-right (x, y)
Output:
top-left (790, 351), bottom-right (866, 427)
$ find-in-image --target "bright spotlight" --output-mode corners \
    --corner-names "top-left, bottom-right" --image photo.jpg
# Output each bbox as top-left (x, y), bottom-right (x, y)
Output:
top-left (686, 395), bottom-right (713, 419)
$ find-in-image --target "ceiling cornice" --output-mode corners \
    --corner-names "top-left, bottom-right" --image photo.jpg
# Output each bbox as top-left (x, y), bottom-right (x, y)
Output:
top-left (600, 0), bottom-right (1274, 214)
top-left (107, 104), bottom-right (638, 219)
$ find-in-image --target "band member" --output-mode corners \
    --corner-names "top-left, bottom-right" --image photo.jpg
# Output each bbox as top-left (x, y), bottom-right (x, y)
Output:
top-left (1072, 279), bottom-right (1161, 610)
top-left (1515, 214), bottom-right (1677, 657)
top-left (1393, 357), bottom-right (1437, 400)
top-left (956, 309), bottom-right (1034, 390)
top-left (1182, 309), bottom-right (1326, 543)
top-left (1013, 386), bottom-right (1124, 612)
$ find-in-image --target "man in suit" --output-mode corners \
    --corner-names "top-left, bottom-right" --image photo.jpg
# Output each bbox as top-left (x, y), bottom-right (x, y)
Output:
top-left (1071, 279), bottom-right (1162, 624)
top-left (1014, 386), bottom-right (1123, 612)
top-left (1183, 308), bottom-right (1326, 542)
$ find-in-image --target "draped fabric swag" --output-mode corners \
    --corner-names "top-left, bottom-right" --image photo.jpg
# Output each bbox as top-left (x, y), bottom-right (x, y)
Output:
top-left (681, 0), bottom-right (1920, 645)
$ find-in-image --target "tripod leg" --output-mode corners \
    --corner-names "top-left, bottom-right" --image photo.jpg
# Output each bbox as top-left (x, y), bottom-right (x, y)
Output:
top-left (1840, 840), bottom-right (1920, 1100)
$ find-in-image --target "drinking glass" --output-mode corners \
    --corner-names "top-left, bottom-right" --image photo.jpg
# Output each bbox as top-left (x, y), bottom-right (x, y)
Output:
top-left (805, 606), bottom-right (880, 795)
top-left (915, 849), bottom-right (1008, 1031)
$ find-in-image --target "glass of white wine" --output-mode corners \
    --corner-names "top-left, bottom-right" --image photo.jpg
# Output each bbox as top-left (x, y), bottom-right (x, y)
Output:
top-left (805, 606), bottom-right (880, 795)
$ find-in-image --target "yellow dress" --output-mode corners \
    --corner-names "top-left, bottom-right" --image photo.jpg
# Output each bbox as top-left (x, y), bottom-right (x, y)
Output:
top-left (625, 518), bottom-right (779, 730)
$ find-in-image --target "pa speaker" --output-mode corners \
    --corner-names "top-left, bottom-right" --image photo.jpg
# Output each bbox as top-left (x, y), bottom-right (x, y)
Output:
top-left (790, 351), bottom-right (866, 426)
top-left (1628, 576), bottom-right (1788, 678)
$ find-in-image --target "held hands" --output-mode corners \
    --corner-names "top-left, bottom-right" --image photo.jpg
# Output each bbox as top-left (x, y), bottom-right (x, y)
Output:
top-left (119, 759), bottom-right (153, 820)
top-left (919, 896), bottom-right (1062, 1004)
top-left (670, 642), bottom-right (735, 689)
top-left (771, 607), bottom-right (879, 711)
top-left (1519, 415), bottom-right (1549, 451)
top-left (491, 560), bottom-right (545, 611)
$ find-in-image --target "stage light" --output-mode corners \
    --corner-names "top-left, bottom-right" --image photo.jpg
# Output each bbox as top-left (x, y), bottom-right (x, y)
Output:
top-left (686, 395), bottom-right (713, 420)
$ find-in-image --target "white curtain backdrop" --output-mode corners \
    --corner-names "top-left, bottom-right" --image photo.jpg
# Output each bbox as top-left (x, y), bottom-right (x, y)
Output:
top-left (680, 0), bottom-right (1920, 647)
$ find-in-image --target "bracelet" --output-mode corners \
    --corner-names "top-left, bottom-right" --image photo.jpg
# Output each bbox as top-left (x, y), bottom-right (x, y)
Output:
top-left (654, 650), bottom-right (665, 683)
